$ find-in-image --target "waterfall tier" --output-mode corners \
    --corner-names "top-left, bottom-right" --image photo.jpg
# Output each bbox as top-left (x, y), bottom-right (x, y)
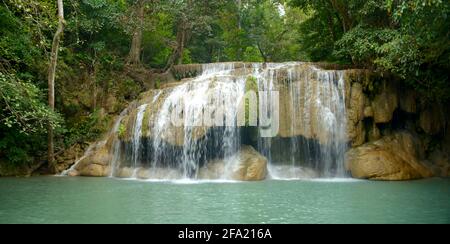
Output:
top-left (69, 62), bottom-right (349, 180)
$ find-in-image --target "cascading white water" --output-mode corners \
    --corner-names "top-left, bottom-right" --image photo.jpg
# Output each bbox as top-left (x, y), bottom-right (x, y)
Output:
top-left (256, 64), bottom-right (347, 178)
top-left (131, 104), bottom-right (148, 177)
top-left (62, 107), bottom-right (130, 177)
top-left (109, 108), bottom-right (129, 177)
top-left (108, 62), bottom-right (348, 180)
top-left (147, 63), bottom-right (247, 179)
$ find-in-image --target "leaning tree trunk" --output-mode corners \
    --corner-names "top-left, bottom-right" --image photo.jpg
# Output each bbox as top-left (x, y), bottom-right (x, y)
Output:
top-left (164, 23), bottom-right (184, 71)
top-left (256, 42), bottom-right (268, 63)
top-left (127, 0), bottom-right (145, 66)
top-left (164, 18), bottom-right (192, 71)
top-left (48, 0), bottom-right (65, 173)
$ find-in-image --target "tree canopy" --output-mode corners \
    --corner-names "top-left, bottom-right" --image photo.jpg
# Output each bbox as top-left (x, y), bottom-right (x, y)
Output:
top-left (291, 0), bottom-right (450, 100)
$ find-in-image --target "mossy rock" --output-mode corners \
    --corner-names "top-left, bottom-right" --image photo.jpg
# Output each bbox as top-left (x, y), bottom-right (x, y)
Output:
top-left (171, 64), bottom-right (202, 80)
top-left (344, 69), bottom-right (384, 100)
top-left (118, 113), bottom-right (134, 142)
top-left (244, 76), bottom-right (259, 126)
top-left (118, 122), bottom-right (126, 140)
top-left (141, 104), bottom-right (152, 137)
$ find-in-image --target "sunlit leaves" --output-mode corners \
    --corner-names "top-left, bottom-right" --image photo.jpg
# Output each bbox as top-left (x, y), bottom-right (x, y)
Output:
top-left (0, 73), bottom-right (62, 135)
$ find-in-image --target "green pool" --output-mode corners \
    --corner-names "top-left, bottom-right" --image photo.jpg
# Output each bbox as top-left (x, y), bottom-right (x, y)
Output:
top-left (0, 177), bottom-right (448, 224)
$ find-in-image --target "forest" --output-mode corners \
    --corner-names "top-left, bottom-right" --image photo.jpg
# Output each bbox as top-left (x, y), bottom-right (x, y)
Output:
top-left (0, 0), bottom-right (449, 174)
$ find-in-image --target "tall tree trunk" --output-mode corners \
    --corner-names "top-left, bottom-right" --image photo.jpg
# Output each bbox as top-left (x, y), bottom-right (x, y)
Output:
top-left (237, 0), bottom-right (242, 29)
top-left (127, 0), bottom-right (145, 66)
top-left (164, 0), bottom-right (193, 71)
top-left (48, 0), bottom-right (65, 173)
top-left (327, 13), bottom-right (336, 41)
top-left (329, 0), bottom-right (352, 32)
top-left (178, 29), bottom-right (185, 65)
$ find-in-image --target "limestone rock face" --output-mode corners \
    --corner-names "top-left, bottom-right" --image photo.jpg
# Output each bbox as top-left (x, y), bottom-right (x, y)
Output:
top-left (350, 121), bottom-right (365, 147)
top-left (346, 82), bottom-right (366, 146)
top-left (276, 65), bottom-right (347, 146)
top-left (346, 132), bottom-right (433, 180)
top-left (364, 106), bottom-right (374, 118)
top-left (367, 122), bottom-right (381, 142)
top-left (371, 81), bottom-right (398, 123)
top-left (399, 89), bottom-right (417, 113)
top-left (348, 82), bottom-right (365, 123)
top-left (122, 63), bottom-right (350, 148)
top-left (419, 106), bottom-right (444, 135)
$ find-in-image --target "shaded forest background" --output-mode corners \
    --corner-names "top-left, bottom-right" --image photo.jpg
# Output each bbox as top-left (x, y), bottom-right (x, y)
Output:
top-left (0, 0), bottom-right (448, 173)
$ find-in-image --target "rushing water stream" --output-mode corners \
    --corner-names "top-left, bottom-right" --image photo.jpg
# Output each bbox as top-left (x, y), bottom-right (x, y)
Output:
top-left (0, 177), bottom-right (448, 224)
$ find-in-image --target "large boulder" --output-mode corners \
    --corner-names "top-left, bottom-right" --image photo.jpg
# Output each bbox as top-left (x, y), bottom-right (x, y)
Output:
top-left (70, 141), bottom-right (111, 177)
top-left (230, 145), bottom-right (268, 181)
top-left (200, 145), bottom-right (268, 181)
top-left (79, 164), bottom-right (110, 177)
top-left (346, 132), bottom-right (433, 180)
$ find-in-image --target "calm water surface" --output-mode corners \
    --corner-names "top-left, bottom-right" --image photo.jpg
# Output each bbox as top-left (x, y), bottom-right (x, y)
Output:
top-left (0, 177), bottom-right (448, 223)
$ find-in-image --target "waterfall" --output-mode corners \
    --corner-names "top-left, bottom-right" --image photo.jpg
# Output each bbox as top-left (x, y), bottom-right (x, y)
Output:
top-left (131, 104), bottom-right (148, 177)
top-left (256, 64), bottom-right (347, 178)
top-left (62, 107), bottom-right (130, 177)
top-left (146, 63), bottom-right (246, 179)
top-left (107, 62), bottom-right (348, 180)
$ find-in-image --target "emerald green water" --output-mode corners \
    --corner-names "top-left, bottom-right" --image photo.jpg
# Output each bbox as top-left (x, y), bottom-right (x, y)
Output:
top-left (0, 177), bottom-right (448, 224)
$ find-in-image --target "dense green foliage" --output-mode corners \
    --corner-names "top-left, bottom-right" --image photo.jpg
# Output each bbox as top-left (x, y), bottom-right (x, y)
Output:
top-left (0, 0), bottom-right (448, 171)
top-left (0, 73), bottom-right (62, 164)
top-left (291, 0), bottom-right (450, 100)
